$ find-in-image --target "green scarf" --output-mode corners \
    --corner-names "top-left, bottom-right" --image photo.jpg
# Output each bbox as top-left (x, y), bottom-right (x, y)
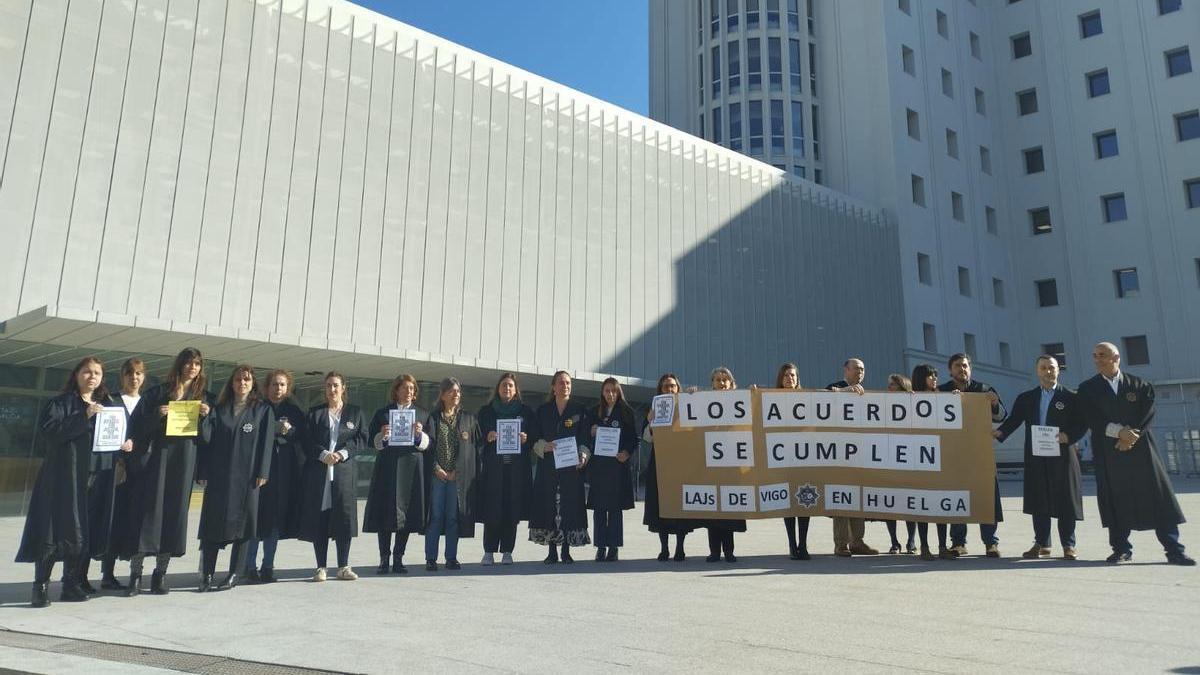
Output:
top-left (490, 397), bottom-right (523, 417)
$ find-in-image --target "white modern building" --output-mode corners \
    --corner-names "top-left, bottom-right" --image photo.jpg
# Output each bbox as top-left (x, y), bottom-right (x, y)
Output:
top-left (0, 0), bottom-right (905, 512)
top-left (651, 0), bottom-right (1200, 469)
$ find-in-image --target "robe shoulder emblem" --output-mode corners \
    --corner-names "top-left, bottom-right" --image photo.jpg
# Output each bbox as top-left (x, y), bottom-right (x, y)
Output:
top-left (346, 421), bottom-right (356, 430)
top-left (1054, 401), bottom-right (1065, 411)
top-left (241, 422), bottom-right (254, 433)
top-left (1125, 392), bottom-right (1137, 403)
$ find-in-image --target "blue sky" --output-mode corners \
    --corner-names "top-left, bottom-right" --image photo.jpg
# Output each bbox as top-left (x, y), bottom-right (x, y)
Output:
top-left (358, 0), bottom-right (650, 115)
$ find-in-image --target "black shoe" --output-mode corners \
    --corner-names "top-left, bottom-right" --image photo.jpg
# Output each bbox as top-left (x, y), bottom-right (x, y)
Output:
top-left (60, 583), bottom-right (89, 602)
top-left (595, 547), bottom-right (606, 561)
top-left (31, 582), bottom-right (50, 608)
top-left (788, 548), bottom-right (802, 560)
top-left (393, 562), bottom-right (408, 574)
top-left (126, 575), bottom-right (141, 597)
top-left (724, 553), bottom-right (738, 563)
top-left (706, 553), bottom-right (720, 563)
top-left (605, 548), bottom-right (619, 562)
top-left (425, 561), bottom-right (438, 572)
top-left (1166, 552), bottom-right (1196, 566)
top-left (259, 567), bottom-right (275, 583)
top-left (245, 568), bottom-right (260, 583)
top-left (218, 573), bottom-right (239, 590)
top-left (79, 578), bottom-right (98, 595)
top-left (376, 560), bottom-right (390, 575)
top-left (795, 547), bottom-right (811, 561)
top-left (1106, 551), bottom-right (1133, 564)
top-left (197, 574), bottom-right (214, 593)
top-left (656, 550), bottom-right (670, 561)
top-left (101, 575), bottom-right (126, 591)
top-left (673, 548), bottom-right (686, 562)
top-left (150, 570), bottom-right (169, 595)
top-left (446, 560), bottom-right (461, 571)
top-left (543, 552), bottom-right (559, 564)
top-left (561, 550), bottom-right (575, 564)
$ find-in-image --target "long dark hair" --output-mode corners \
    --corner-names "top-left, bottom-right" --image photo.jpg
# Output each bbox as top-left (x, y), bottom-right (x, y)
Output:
top-left (164, 347), bottom-right (206, 400)
top-left (217, 365), bottom-right (263, 408)
top-left (911, 364), bottom-right (938, 392)
top-left (487, 372), bottom-right (523, 405)
top-left (63, 356), bottom-right (110, 402)
top-left (656, 373), bottom-right (681, 395)
top-left (596, 377), bottom-right (634, 420)
top-left (775, 362), bottom-right (801, 389)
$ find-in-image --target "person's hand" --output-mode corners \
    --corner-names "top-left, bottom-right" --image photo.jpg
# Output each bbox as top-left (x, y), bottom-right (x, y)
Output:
top-left (255, 478), bottom-right (267, 488)
top-left (85, 402), bottom-right (104, 418)
top-left (159, 404), bottom-right (170, 417)
top-left (616, 450), bottom-right (630, 463)
top-left (413, 422), bottom-right (423, 437)
top-left (991, 429), bottom-right (1002, 440)
top-left (487, 431), bottom-right (498, 443)
top-left (591, 425), bottom-right (598, 438)
top-left (121, 440), bottom-right (133, 452)
top-left (1118, 427), bottom-right (1140, 447)
top-left (197, 479), bottom-right (207, 487)
top-left (519, 432), bottom-right (528, 443)
top-left (847, 384), bottom-right (865, 396)
top-left (985, 391), bottom-right (1000, 406)
top-left (278, 419), bottom-right (292, 435)
top-left (545, 441), bottom-right (556, 454)
top-left (445, 470), bottom-right (456, 482)
top-left (322, 453), bottom-right (338, 466)
top-left (198, 402), bottom-right (211, 416)
top-left (1115, 439), bottom-right (1132, 452)
top-left (380, 424), bottom-right (391, 440)
top-left (1057, 432), bottom-right (1068, 444)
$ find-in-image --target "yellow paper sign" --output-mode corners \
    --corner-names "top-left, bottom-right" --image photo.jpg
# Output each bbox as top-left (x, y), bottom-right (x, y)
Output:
top-left (166, 400), bottom-right (201, 437)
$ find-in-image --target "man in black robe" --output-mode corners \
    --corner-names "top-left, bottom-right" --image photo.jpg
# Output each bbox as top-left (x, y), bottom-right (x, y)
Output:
top-left (825, 358), bottom-right (878, 557)
top-left (1077, 342), bottom-right (1193, 565)
top-left (939, 353), bottom-right (1006, 557)
top-left (993, 355), bottom-right (1086, 560)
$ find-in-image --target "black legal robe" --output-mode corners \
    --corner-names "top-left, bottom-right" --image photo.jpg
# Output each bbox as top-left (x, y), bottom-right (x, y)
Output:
top-left (422, 407), bottom-right (482, 538)
top-left (87, 394), bottom-right (139, 561)
top-left (475, 402), bottom-right (537, 528)
top-left (296, 403), bottom-right (367, 542)
top-left (643, 424), bottom-right (696, 535)
top-left (585, 404), bottom-right (637, 512)
top-left (994, 385), bottom-right (1086, 520)
top-left (937, 378), bottom-right (1006, 522)
top-left (363, 404), bottom-right (429, 535)
top-left (529, 400), bottom-right (591, 533)
top-left (1077, 372), bottom-right (1185, 531)
top-left (122, 384), bottom-right (214, 558)
top-left (196, 401), bottom-right (274, 546)
top-left (259, 398), bottom-right (306, 538)
top-left (16, 393), bottom-right (111, 563)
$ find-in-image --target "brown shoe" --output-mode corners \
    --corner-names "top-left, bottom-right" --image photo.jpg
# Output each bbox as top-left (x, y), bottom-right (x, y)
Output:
top-left (1022, 545), bottom-right (1051, 559)
top-left (950, 544), bottom-right (968, 556)
top-left (848, 543), bottom-right (879, 555)
top-left (938, 547), bottom-right (959, 560)
top-left (1063, 547), bottom-right (1078, 560)
top-left (985, 544), bottom-right (1001, 558)
top-left (834, 546), bottom-right (852, 557)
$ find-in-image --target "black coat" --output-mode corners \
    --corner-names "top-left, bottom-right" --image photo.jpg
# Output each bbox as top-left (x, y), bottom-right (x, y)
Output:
top-left (476, 402), bottom-right (536, 527)
top-left (363, 404), bottom-right (429, 535)
top-left (87, 393), bottom-right (140, 560)
top-left (121, 384), bottom-right (214, 558)
top-left (1077, 372), bottom-right (1185, 530)
top-left (423, 407), bottom-right (482, 538)
top-left (16, 393), bottom-right (109, 563)
top-left (529, 400), bottom-right (590, 533)
top-left (995, 385), bottom-right (1087, 520)
top-left (258, 398), bottom-right (306, 538)
top-left (643, 424), bottom-right (697, 534)
top-left (296, 404), bottom-right (367, 542)
top-left (196, 400), bottom-right (274, 545)
top-left (585, 403), bottom-right (637, 511)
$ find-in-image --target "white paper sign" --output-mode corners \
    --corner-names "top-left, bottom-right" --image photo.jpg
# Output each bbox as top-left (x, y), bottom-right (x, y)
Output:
top-left (496, 418), bottom-right (522, 455)
top-left (388, 408), bottom-right (416, 446)
top-left (92, 407), bottom-right (126, 453)
top-left (594, 426), bottom-right (620, 457)
top-left (650, 394), bottom-right (676, 427)
top-left (1032, 425), bottom-right (1060, 457)
top-left (553, 436), bottom-right (579, 469)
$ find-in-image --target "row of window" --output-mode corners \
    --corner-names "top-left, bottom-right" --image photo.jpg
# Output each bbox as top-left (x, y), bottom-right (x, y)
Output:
top-left (897, 0), bottom-right (986, 62)
top-left (701, 37), bottom-right (817, 103)
top-left (1028, 178), bottom-right (1200, 235)
top-left (899, 44), bottom-right (991, 118)
top-left (919, 326), bottom-right (1151, 371)
top-left (701, 0), bottom-right (812, 47)
top-left (1010, 0), bottom-right (1183, 15)
top-left (1012, 11), bottom-right (1189, 64)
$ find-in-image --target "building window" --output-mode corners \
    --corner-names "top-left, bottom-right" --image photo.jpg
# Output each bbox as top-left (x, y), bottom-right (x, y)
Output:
top-left (811, 104), bottom-right (820, 159)
top-left (1030, 206), bottom-right (1052, 235)
top-left (786, 0), bottom-right (800, 31)
top-left (985, 206), bottom-right (998, 235)
top-left (808, 42), bottom-right (818, 96)
top-left (748, 100), bottom-right (763, 154)
top-left (906, 108), bottom-right (921, 140)
top-left (1195, 258), bottom-right (1200, 287)
top-left (699, 113), bottom-right (705, 138)
top-left (790, 101), bottom-right (805, 157)
top-left (1017, 89), bottom-right (1038, 115)
top-left (936, 10), bottom-right (948, 38)
top-left (1087, 69), bottom-right (1110, 97)
top-left (805, 0), bottom-right (814, 35)
top-left (912, 174), bottom-right (926, 206)
top-left (1024, 146), bottom-right (1045, 174)
top-left (975, 88), bottom-right (986, 116)
top-left (1176, 111), bottom-right (1200, 142)
top-left (963, 333), bottom-right (977, 360)
top-left (952, 192), bottom-right (965, 222)
top-left (767, 0), bottom-right (780, 29)
top-left (1159, 0), bottom-right (1182, 14)
top-left (902, 45), bottom-right (916, 76)
top-left (727, 40), bottom-right (741, 94)
top-left (1079, 10), bottom-right (1103, 39)
top-left (1123, 336), bottom-right (1150, 366)
top-left (917, 253), bottom-right (932, 285)
top-left (768, 38), bottom-right (783, 92)
top-left (980, 146), bottom-right (991, 174)
top-left (1094, 130), bottom-right (1119, 158)
top-left (941, 68), bottom-right (954, 98)
top-left (1187, 178), bottom-right (1200, 208)
top-left (1042, 343), bottom-right (1067, 369)
top-left (698, 54), bottom-right (705, 103)
top-left (1114, 267), bottom-right (1140, 298)
top-left (792, 164), bottom-right (806, 178)
top-left (1012, 32), bottom-right (1032, 59)
top-left (712, 46), bottom-right (722, 98)
top-left (946, 128), bottom-right (959, 158)
top-left (770, 99), bottom-right (785, 155)
top-left (747, 0), bottom-right (760, 29)
top-left (789, 39), bottom-right (803, 91)
top-left (957, 266), bottom-right (971, 296)
top-left (1166, 47), bottom-right (1192, 77)
top-left (730, 0), bottom-right (742, 32)
top-left (970, 32), bottom-right (982, 60)
top-left (712, 106), bottom-right (723, 143)
top-left (993, 278), bottom-right (1006, 306)
top-left (999, 342), bottom-right (1012, 368)
top-left (712, 0), bottom-right (721, 37)
top-left (923, 323), bottom-right (938, 352)
top-left (729, 102), bottom-right (743, 151)
top-left (747, 38), bottom-right (762, 91)
top-left (813, 168), bottom-right (823, 184)
top-left (1036, 279), bottom-right (1059, 307)
top-left (1102, 193), bottom-right (1127, 222)
top-left (899, 0), bottom-right (911, 16)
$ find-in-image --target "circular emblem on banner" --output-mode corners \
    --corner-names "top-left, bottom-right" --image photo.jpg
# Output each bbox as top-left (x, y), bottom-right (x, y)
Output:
top-left (564, 419), bottom-right (574, 428)
top-left (241, 423), bottom-right (254, 433)
top-left (346, 422), bottom-right (356, 430)
top-left (796, 483), bottom-right (820, 508)
top-left (610, 420), bottom-right (619, 427)
top-left (1054, 401), bottom-right (1065, 411)
top-left (1125, 393), bottom-right (1137, 403)
top-left (461, 431), bottom-right (470, 440)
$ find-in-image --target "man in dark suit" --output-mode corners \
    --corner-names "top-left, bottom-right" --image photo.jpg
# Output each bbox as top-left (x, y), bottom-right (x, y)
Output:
top-left (993, 356), bottom-right (1087, 560)
top-left (825, 358), bottom-right (878, 557)
top-left (938, 353), bottom-right (1006, 557)
top-left (1077, 342), bottom-right (1193, 565)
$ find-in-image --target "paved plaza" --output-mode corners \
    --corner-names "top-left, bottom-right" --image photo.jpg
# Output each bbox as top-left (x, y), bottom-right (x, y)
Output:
top-left (1, 478), bottom-right (1198, 674)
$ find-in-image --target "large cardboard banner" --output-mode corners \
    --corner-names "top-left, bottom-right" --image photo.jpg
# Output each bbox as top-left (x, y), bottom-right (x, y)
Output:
top-left (651, 389), bottom-right (996, 523)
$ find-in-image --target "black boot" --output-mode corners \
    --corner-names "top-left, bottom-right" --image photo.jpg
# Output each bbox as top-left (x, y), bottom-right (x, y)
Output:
top-left (31, 582), bottom-right (50, 608)
top-left (605, 547), bottom-right (619, 562)
top-left (101, 574), bottom-right (126, 590)
top-left (657, 533), bottom-right (670, 561)
top-left (126, 574), bottom-right (141, 597)
top-left (260, 567), bottom-right (275, 583)
top-left (150, 569), bottom-right (169, 595)
top-left (595, 547), bottom-right (606, 562)
top-left (543, 544), bottom-right (559, 564)
top-left (218, 572), bottom-right (239, 590)
top-left (60, 582), bottom-right (89, 602)
top-left (392, 556), bottom-right (407, 574)
top-left (673, 535), bottom-right (687, 562)
top-left (561, 544), bottom-right (574, 564)
top-left (244, 567), bottom-right (261, 583)
top-left (197, 574), bottom-right (214, 593)
top-left (377, 555), bottom-right (390, 575)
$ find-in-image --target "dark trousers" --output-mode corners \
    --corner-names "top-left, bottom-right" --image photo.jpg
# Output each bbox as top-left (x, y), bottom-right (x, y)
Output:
top-left (950, 522), bottom-right (999, 547)
top-left (1109, 524), bottom-right (1184, 555)
top-left (784, 517), bottom-right (810, 552)
top-left (36, 555), bottom-right (82, 584)
top-left (916, 523), bottom-right (950, 549)
top-left (593, 509), bottom-right (624, 548)
top-left (707, 529), bottom-right (734, 556)
top-left (483, 521), bottom-right (519, 553)
top-left (886, 520), bottom-right (917, 547)
top-left (377, 531), bottom-right (411, 560)
top-left (202, 540), bottom-right (247, 576)
top-left (1032, 516), bottom-right (1077, 548)
top-left (313, 537), bottom-right (351, 568)
top-left (129, 552), bottom-right (172, 576)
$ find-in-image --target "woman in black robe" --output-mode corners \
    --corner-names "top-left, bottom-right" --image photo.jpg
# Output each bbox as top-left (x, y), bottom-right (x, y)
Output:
top-left (773, 363), bottom-right (813, 561)
top-left (364, 373), bottom-right (429, 574)
top-left (586, 378), bottom-right (637, 562)
top-left (912, 364), bottom-right (957, 561)
top-left (92, 357), bottom-right (146, 591)
top-left (297, 371), bottom-right (366, 581)
top-left (530, 370), bottom-right (591, 564)
top-left (883, 373), bottom-right (918, 555)
top-left (245, 368), bottom-right (306, 583)
top-left (17, 356), bottom-right (129, 607)
top-left (195, 365), bottom-right (274, 592)
top-left (476, 373), bottom-right (537, 565)
top-left (123, 347), bottom-right (213, 596)
top-left (643, 373), bottom-right (694, 561)
top-left (702, 367), bottom-right (747, 563)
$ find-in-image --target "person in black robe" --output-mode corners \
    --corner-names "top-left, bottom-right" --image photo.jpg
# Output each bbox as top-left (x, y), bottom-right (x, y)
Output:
top-left (530, 370), bottom-right (591, 563)
top-left (296, 371), bottom-right (367, 581)
top-left (476, 372), bottom-right (537, 565)
top-left (701, 367), bottom-right (747, 563)
top-left (421, 377), bottom-right (481, 571)
top-left (245, 368), bottom-right (306, 583)
top-left (993, 355), bottom-right (1087, 560)
top-left (195, 366), bottom-right (274, 591)
top-left (883, 373), bottom-right (919, 555)
top-left (1077, 342), bottom-right (1192, 565)
top-left (586, 378), bottom-right (638, 562)
top-left (911, 364), bottom-right (958, 561)
top-left (92, 357), bottom-right (147, 591)
top-left (770, 363), bottom-right (813, 560)
top-left (643, 373), bottom-right (695, 561)
top-left (17, 357), bottom-right (130, 607)
top-left (364, 373), bottom-right (429, 575)
top-left (938, 352), bottom-right (1007, 557)
top-left (826, 358), bottom-right (879, 557)
top-left (123, 347), bottom-right (213, 596)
